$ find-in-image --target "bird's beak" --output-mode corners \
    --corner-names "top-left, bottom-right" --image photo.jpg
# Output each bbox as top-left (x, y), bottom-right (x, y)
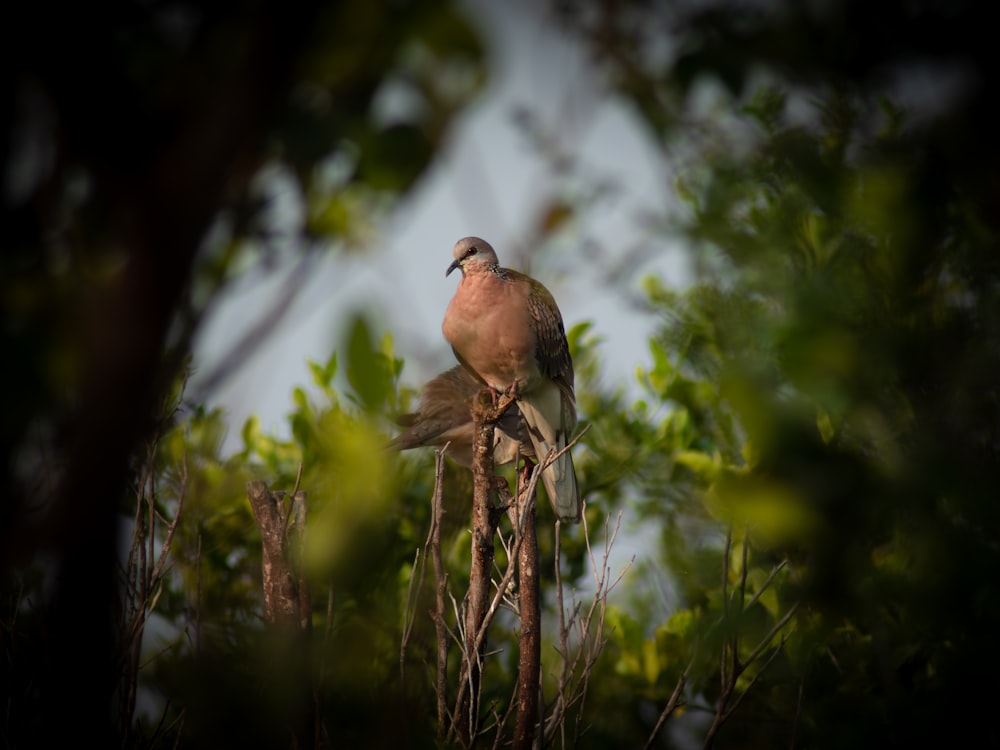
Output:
top-left (446, 259), bottom-right (462, 277)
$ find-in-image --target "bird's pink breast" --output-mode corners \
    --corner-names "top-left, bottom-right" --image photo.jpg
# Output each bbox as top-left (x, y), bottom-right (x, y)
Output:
top-left (443, 272), bottom-right (539, 389)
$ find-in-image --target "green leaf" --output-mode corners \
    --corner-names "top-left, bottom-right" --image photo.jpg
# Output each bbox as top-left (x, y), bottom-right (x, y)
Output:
top-left (241, 415), bottom-right (261, 453)
top-left (344, 314), bottom-right (392, 412)
top-left (308, 352), bottom-right (338, 394)
top-left (674, 449), bottom-right (721, 479)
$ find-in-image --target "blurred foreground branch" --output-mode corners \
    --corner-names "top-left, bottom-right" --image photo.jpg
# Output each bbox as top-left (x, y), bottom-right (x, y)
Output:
top-left (247, 478), bottom-right (311, 631)
top-left (247, 476), bottom-right (315, 749)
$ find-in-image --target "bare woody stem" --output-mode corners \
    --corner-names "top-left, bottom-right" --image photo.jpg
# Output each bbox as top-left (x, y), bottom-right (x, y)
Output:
top-left (246, 479), bottom-right (314, 750)
top-left (246, 480), bottom-right (310, 631)
top-left (455, 390), bottom-right (516, 746)
top-left (513, 465), bottom-right (541, 750)
top-left (702, 529), bottom-right (797, 750)
top-left (431, 450), bottom-right (450, 736)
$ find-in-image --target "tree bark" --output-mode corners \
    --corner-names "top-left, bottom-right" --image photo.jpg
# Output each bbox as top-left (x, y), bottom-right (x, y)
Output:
top-left (247, 481), bottom-right (310, 630)
top-left (513, 474), bottom-right (541, 750)
top-left (246, 480), bottom-right (314, 749)
top-left (455, 391), bottom-right (511, 746)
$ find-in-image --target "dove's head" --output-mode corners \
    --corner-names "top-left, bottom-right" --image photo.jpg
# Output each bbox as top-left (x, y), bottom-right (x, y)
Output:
top-left (446, 237), bottom-right (500, 277)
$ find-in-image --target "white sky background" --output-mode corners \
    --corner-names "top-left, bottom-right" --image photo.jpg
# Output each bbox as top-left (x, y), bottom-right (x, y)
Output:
top-left (191, 0), bottom-right (689, 454)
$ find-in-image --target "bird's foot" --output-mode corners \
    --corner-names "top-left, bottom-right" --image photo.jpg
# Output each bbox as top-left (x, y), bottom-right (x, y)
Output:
top-left (519, 457), bottom-right (535, 487)
top-left (473, 385), bottom-right (502, 412)
top-left (494, 475), bottom-right (514, 509)
top-left (474, 383), bottom-right (518, 421)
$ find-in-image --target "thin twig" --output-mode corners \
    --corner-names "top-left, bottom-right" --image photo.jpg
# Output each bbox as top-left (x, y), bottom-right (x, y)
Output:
top-left (571, 511), bottom-right (631, 747)
top-left (195, 530), bottom-right (202, 656)
top-left (400, 547), bottom-right (422, 682)
top-left (738, 524), bottom-right (749, 613)
top-left (431, 448), bottom-right (449, 736)
top-left (540, 509), bottom-right (631, 748)
top-left (703, 531), bottom-right (799, 750)
top-left (740, 602), bottom-right (800, 671)
top-left (554, 520), bottom-right (568, 748)
top-left (744, 559), bottom-right (788, 612)
top-left (720, 527), bottom-right (733, 692)
top-left (722, 632), bottom-right (790, 724)
top-left (644, 660), bottom-right (693, 750)
top-left (149, 451), bottom-right (188, 587)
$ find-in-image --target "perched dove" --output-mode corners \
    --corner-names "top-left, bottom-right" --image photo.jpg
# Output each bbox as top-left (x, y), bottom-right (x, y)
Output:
top-left (442, 236), bottom-right (581, 523)
top-left (388, 365), bottom-right (530, 468)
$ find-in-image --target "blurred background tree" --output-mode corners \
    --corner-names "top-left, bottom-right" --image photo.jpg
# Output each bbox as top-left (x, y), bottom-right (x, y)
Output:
top-left (3, 0), bottom-right (999, 747)
top-left (1, 1), bottom-right (483, 745)
top-left (558, 0), bottom-right (1000, 746)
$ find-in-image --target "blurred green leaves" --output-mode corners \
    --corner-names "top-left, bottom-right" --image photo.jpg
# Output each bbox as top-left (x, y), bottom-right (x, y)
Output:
top-left (545, 1), bottom-right (1000, 745)
top-left (344, 314), bottom-right (400, 413)
top-left (6, 0), bottom-right (998, 746)
top-left (136, 323), bottom-right (415, 742)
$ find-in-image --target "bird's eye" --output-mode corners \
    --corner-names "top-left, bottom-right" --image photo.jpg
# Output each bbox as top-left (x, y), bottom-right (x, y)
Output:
top-left (468, 246), bottom-right (478, 256)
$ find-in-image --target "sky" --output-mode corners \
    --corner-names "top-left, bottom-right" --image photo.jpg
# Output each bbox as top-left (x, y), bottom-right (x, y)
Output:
top-left (191, 0), bottom-right (689, 455)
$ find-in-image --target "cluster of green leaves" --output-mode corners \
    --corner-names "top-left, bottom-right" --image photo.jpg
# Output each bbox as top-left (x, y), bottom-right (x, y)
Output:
top-left (555, 1), bottom-right (1000, 747)
top-left (128, 304), bottom-right (645, 747)
top-left (137, 311), bottom-right (608, 746)
top-left (139, 318), bottom-right (418, 741)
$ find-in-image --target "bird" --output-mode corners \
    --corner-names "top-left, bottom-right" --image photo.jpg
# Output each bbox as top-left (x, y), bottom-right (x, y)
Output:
top-left (442, 236), bottom-right (581, 523)
top-left (388, 365), bottom-right (530, 468)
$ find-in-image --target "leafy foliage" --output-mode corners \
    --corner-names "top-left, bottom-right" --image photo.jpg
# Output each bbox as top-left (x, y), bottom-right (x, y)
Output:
top-left (556, 1), bottom-right (1000, 747)
top-left (4, 1), bottom-right (1000, 748)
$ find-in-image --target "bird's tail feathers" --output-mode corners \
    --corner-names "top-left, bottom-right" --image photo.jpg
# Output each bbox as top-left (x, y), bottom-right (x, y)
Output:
top-left (518, 399), bottom-right (582, 524)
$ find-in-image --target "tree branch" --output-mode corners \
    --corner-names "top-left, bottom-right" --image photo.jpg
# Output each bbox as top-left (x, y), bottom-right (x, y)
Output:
top-left (513, 463), bottom-right (541, 750)
top-left (454, 390), bottom-right (515, 745)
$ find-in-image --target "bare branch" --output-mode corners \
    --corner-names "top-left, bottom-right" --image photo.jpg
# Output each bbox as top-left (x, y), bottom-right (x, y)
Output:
top-left (116, 431), bottom-right (189, 745)
top-left (738, 524), bottom-right (749, 613)
top-left (513, 464), bottom-right (541, 750)
top-left (148, 451), bottom-right (188, 589)
top-left (246, 480), bottom-right (309, 628)
top-left (400, 547), bottom-right (422, 682)
top-left (644, 661), bottom-right (692, 750)
top-left (554, 521), bottom-right (569, 748)
top-left (744, 559), bottom-right (789, 612)
top-left (431, 449), bottom-right (449, 736)
top-left (740, 602), bottom-right (800, 672)
top-left (703, 532), bottom-right (800, 750)
top-left (454, 389), bottom-right (508, 745)
top-left (291, 459), bottom-right (305, 498)
top-left (721, 631), bottom-right (791, 724)
top-left (542, 509), bottom-right (631, 748)
top-left (720, 527), bottom-right (733, 691)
